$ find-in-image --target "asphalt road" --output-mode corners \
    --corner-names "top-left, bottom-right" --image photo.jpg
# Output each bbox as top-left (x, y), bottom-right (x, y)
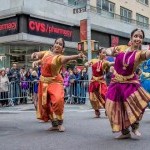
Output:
top-left (0, 104), bottom-right (150, 150)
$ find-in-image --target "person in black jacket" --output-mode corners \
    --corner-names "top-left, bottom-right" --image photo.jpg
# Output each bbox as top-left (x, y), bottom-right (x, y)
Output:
top-left (79, 67), bottom-right (88, 104)
top-left (7, 64), bottom-right (20, 105)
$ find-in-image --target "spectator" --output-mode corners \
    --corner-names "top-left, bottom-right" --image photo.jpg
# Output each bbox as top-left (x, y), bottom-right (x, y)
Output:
top-left (20, 67), bottom-right (28, 104)
top-left (7, 63), bottom-right (20, 105)
top-left (105, 66), bottom-right (114, 86)
top-left (31, 70), bottom-right (39, 110)
top-left (0, 68), bottom-right (9, 106)
top-left (63, 71), bottom-right (70, 100)
top-left (79, 67), bottom-right (88, 104)
top-left (73, 68), bottom-right (81, 103)
top-left (25, 70), bottom-right (33, 100)
top-left (68, 70), bottom-right (76, 103)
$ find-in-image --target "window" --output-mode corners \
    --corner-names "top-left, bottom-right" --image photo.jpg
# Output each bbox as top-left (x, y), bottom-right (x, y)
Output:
top-left (137, 0), bottom-right (149, 5)
top-left (109, 2), bottom-right (114, 13)
top-left (68, 0), bottom-right (87, 6)
top-left (120, 7), bottom-right (132, 23)
top-left (136, 13), bottom-right (149, 28)
top-left (97, 0), bottom-right (115, 13)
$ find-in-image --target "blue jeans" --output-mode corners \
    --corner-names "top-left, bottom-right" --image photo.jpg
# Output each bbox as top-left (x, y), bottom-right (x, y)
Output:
top-left (10, 82), bottom-right (20, 105)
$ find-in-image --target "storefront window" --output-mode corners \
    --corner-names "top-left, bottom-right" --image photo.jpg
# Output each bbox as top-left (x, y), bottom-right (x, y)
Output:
top-left (39, 45), bottom-right (50, 51)
top-left (0, 44), bottom-right (79, 69)
top-left (9, 45), bottom-right (39, 68)
top-left (0, 45), bottom-right (10, 69)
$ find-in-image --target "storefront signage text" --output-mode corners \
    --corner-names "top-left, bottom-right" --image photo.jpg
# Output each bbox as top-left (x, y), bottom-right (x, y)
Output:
top-left (0, 17), bottom-right (18, 37)
top-left (28, 17), bottom-right (73, 41)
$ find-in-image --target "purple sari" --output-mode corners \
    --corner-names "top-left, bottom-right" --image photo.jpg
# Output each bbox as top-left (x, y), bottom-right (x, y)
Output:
top-left (106, 50), bottom-right (150, 132)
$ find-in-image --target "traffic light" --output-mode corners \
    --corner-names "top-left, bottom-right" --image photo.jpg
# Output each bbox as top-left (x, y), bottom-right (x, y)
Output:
top-left (77, 41), bottom-right (87, 51)
top-left (94, 41), bottom-right (99, 51)
top-left (77, 42), bottom-right (83, 51)
top-left (91, 40), bottom-right (99, 51)
top-left (77, 40), bottom-right (99, 51)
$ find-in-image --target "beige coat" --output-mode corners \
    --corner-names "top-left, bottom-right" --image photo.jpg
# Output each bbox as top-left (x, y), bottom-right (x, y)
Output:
top-left (0, 75), bottom-right (9, 92)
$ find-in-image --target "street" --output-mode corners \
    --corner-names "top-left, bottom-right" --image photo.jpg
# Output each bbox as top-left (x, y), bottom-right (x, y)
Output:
top-left (0, 104), bottom-right (150, 150)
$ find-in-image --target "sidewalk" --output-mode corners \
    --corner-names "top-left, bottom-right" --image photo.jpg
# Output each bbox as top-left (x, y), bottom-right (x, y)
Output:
top-left (0, 101), bottom-right (92, 112)
top-left (0, 102), bottom-right (35, 111)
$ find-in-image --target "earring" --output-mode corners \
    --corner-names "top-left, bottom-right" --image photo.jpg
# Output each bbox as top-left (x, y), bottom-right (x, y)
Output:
top-left (128, 40), bottom-right (132, 46)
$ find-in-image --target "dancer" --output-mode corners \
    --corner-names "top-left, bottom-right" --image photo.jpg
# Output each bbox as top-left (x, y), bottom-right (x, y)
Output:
top-left (141, 60), bottom-right (150, 93)
top-left (104, 28), bottom-right (150, 139)
top-left (85, 48), bottom-right (114, 118)
top-left (140, 58), bottom-right (150, 108)
top-left (31, 38), bottom-right (85, 132)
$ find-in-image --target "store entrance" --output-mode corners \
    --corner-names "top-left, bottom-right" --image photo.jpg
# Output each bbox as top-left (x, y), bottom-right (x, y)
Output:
top-left (9, 45), bottom-right (40, 68)
top-left (0, 42), bottom-right (78, 70)
top-left (0, 44), bottom-right (50, 69)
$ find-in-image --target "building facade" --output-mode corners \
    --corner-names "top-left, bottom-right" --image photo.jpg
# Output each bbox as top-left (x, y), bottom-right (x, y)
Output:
top-left (0, 0), bottom-right (150, 68)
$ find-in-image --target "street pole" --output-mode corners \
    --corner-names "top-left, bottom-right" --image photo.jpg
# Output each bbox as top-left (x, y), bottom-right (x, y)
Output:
top-left (87, 0), bottom-right (92, 81)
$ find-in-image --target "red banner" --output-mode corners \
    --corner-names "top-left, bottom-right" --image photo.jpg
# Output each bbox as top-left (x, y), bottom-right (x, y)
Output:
top-left (80, 19), bottom-right (87, 41)
top-left (111, 36), bottom-right (119, 47)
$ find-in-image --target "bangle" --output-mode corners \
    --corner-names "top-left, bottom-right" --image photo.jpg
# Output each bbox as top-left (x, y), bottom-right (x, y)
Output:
top-left (78, 54), bottom-right (81, 58)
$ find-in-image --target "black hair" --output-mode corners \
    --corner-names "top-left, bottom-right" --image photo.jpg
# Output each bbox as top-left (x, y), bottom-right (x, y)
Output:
top-left (131, 28), bottom-right (145, 39)
top-left (54, 38), bottom-right (65, 48)
top-left (97, 47), bottom-right (104, 55)
top-left (135, 68), bottom-right (141, 75)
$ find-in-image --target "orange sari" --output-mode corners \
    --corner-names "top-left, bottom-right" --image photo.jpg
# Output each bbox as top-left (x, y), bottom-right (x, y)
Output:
top-left (36, 52), bottom-right (64, 126)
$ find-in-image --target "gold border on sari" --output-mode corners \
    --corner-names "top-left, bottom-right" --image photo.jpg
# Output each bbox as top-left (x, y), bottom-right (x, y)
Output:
top-left (112, 71), bottom-right (139, 84)
top-left (106, 87), bottom-right (150, 132)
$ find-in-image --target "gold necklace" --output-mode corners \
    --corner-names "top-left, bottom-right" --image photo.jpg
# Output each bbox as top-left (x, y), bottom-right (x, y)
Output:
top-left (122, 48), bottom-right (136, 70)
top-left (96, 60), bottom-right (102, 72)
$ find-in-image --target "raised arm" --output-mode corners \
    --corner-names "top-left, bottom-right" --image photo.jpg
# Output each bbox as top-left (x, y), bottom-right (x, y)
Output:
top-left (61, 52), bottom-right (86, 64)
top-left (31, 51), bottom-right (49, 60)
top-left (32, 59), bottom-right (42, 68)
top-left (145, 50), bottom-right (150, 60)
top-left (104, 47), bottom-right (120, 57)
top-left (103, 61), bottom-right (114, 73)
top-left (103, 45), bottom-right (129, 57)
top-left (108, 62), bottom-right (115, 66)
top-left (84, 60), bottom-right (92, 67)
top-left (138, 50), bottom-right (150, 62)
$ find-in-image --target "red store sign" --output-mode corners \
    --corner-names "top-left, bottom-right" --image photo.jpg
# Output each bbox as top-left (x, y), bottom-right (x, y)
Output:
top-left (0, 17), bottom-right (18, 37)
top-left (28, 17), bottom-right (73, 41)
top-left (111, 35), bottom-right (119, 47)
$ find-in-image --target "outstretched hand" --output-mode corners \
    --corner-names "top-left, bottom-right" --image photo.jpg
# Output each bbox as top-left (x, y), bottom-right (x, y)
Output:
top-left (85, 61), bottom-right (93, 67)
top-left (31, 52), bottom-right (38, 59)
top-left (32, 61), bottom-right (38, 68)
top-left (78, 52), bottom-right (86, 59)
top-left (113, 46), bottom-right (120, 56)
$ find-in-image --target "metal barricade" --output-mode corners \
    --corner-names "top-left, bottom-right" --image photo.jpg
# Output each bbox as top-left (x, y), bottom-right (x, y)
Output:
top-left (0, 80), bottom-right (89, 106)
top-left (65, 80), bottom-right (89, 104)
top-left (0, 81), bottom-right (38, 106)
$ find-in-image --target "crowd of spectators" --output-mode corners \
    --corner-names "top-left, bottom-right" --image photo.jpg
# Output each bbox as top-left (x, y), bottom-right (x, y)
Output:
top-left (0, 63), bottom-right (40, 107)
top-left (62, 67), bottom-right (88, 104)
top-left (0, 63), bottom-right (115, 107)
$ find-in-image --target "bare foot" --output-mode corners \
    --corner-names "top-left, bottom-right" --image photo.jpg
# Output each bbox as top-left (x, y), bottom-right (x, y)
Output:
top-left (58, 125), bottom-right (65, 132)
top-left (94, 115), bottom-right (100, 118)
top-left (47, 126), bottom-right (59, 131)
top-left (115, 133), bottom-right (131, 139)
top-left (95, 110), bottom-right (100, 118)
top-left (105, 111), bottom-right (107, 117)
top-left (132, 129), bottom-right (141, 136)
